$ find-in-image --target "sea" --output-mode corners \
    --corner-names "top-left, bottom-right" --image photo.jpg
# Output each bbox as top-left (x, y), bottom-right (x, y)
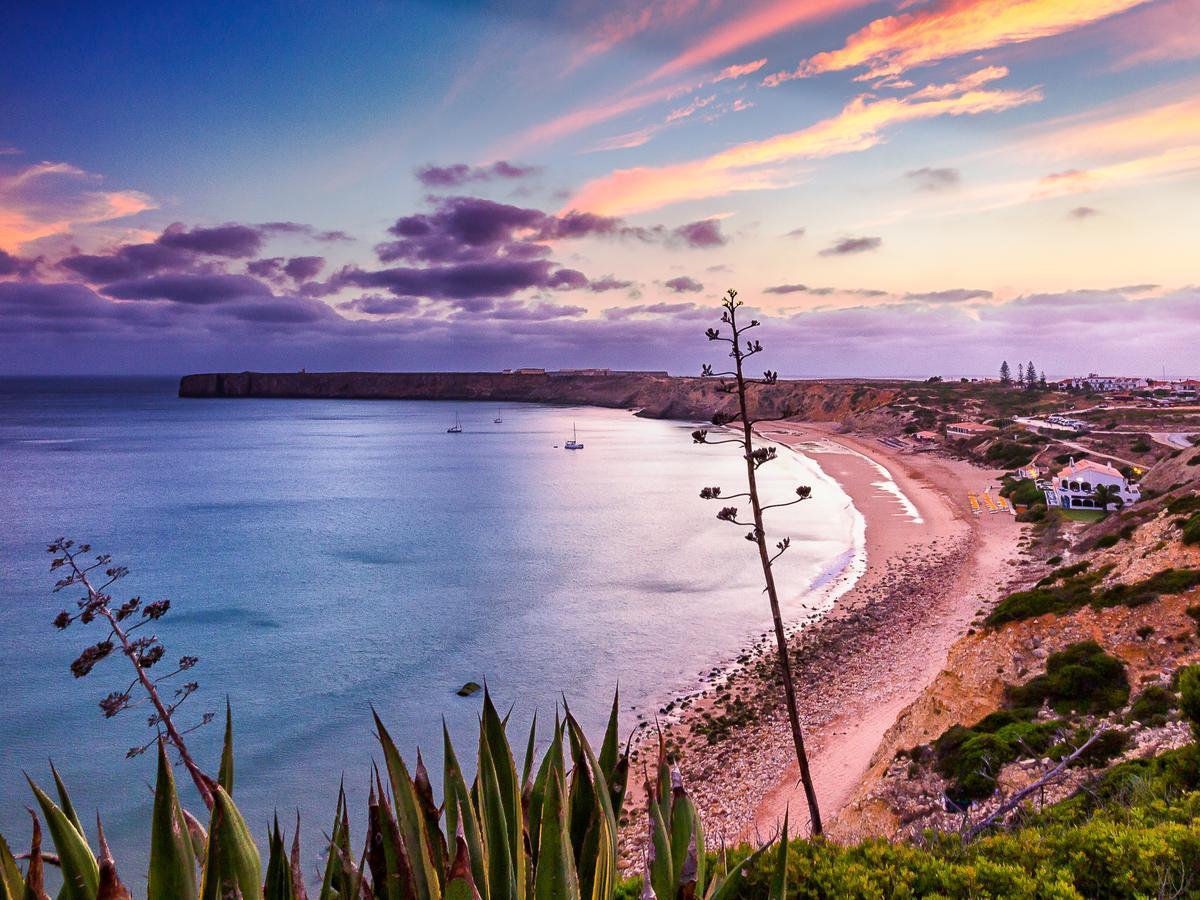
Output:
top-left (0, 377), bottom-right (862, 887)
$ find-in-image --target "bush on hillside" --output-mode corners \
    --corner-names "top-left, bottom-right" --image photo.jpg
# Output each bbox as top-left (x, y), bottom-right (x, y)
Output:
top-left (987, 566), bottom-right (1200, 626)
top-left (1128, 685), bottom-right (1177, 726)
top-left (1006, 641), bottom-right (1130, 715)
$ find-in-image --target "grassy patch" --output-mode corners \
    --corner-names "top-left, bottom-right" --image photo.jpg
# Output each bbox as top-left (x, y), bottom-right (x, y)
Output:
top-left (1059, 508), bottom-right (1106, 523)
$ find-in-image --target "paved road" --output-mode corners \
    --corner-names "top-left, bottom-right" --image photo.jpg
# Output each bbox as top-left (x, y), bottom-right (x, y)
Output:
top-left (1150, 432), bottom-right (1198, 449)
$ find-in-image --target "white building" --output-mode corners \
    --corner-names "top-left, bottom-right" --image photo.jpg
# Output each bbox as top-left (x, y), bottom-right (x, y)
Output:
top-left (946, 421), bottom-right (999, 439)
top-left (1041, 458), bottom-right (1140, 510)
top-left (1061, 374), bottom-right (1149, 392)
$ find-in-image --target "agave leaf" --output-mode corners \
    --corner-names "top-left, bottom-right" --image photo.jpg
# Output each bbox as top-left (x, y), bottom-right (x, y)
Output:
top-left (372, 712), bottom-right (441, 900)
top-left (442, 725), bottom-right (487, 897)
top-left (374, 766), bottom-right (418, 900)
top-left (180, 808), bottom-right (208, 868)
top-left (480, 688), bottom-right (524, 899)
top-left (477, 725), bottom-right (517, 900)
top-left (198, 786), bottom-right (261, 900)
top-left (319, 786), bottom-right (352, 900)
top-left (532, 773), bottom-right (579, 900)
top-left (596, 691), bottom-right (620, 784)
top-left (443, 829), bottom-right (482, 900)
top-left (95, 817), bottom-right (132, 900)
top-left (25, 777), bottom-right (97, 900)
top-left (526, 715), bottom-right (563, 875)
top-left (148, 741), bottom-right (198, 900)
top-left (290, 813), bottom-right (309, 900)
top-left (264, 816), bottom-right (297, 900)
top-left (564, 722), bottom-right (595, 869)
top-left (521, 711), bottom-right (538, 795)
top-left (767, 814), bottom-right (788, 900)
top-left (316, 787), bottom-right (350, 900)
top-left (645, 793), bottom-right (673, 900)
top-left (414, 751), bottom-right (447, 886)
top-left (47, 765), bottom-right (84, 842)
top-left (217, 699), bottom-right (234, 797)
top-left (564, 714), bottom-right (618, 900)
top-left (667, 770), bottom-right (692, 890)
top-left (0, 830), bottom-right (25, 900)
top-left (21, 811), bottom-right (48, 900)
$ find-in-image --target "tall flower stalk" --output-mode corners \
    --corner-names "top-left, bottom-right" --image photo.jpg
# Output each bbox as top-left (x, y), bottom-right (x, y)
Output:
top-left (693, 289), bottom-right (823, 835)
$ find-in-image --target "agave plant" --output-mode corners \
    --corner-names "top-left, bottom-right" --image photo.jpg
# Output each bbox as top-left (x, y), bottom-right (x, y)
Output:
top-left (1, 689), bottom-right (787, 900)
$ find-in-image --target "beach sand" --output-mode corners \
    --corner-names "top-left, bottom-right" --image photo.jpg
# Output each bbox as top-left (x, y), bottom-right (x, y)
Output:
top-left (753, 423), bottom-right (1022, 839)
top-left (618, 422), bottom-right (1023, 860)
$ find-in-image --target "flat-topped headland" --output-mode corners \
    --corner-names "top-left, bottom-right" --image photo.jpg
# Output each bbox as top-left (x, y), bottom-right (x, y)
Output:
top-left (178, 370), bottom-right (898, 422)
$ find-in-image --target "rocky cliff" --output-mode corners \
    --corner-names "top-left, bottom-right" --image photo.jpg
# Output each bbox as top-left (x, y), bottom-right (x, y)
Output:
top-left (178, 372), bottom-right (899, 422)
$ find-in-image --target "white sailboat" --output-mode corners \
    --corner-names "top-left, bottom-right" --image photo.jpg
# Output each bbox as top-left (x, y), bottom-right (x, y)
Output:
top-left (494, 408), bottom-right (503, 424)
top-left (564, 423), bottom-right (583, 450)
top-left (447, 412), bottom-right (463, 433)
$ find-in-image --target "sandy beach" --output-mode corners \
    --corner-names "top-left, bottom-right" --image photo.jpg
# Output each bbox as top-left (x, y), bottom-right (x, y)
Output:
top-left (619, 422), bottom-right (1023, 860)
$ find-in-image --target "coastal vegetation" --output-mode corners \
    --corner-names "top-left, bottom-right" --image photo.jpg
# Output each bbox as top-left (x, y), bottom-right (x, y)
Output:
top-left (985, 564), bottom-right (1200, 626)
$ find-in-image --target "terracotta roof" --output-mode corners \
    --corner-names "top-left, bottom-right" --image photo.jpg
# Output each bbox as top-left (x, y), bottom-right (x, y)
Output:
top-left (1056, 458), bottom-right (1122, 480)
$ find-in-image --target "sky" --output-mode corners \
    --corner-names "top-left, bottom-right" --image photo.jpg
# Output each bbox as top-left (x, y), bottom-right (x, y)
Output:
top-left (1, 0), bottom-right (1199, 377)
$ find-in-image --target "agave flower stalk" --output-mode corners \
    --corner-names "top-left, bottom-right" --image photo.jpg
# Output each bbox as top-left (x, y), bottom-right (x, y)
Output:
top-left (694, 288), bottom-right (824, 835)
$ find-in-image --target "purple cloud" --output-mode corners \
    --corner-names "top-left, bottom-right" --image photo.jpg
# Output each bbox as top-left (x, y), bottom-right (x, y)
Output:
top-left (0, 249), bottom-right (38, 277)
top-left (906, 167), bottom-right (960, 191)
top-left (673, 219), bottom-right (727, 248)
top-left (102, 273), bottom-right (273, 304)
top-left (283, 256), bottom-right (325, 282)
top-left (764, 283), bottom-right (809, 294)
top-left (60, 242), bottom-right (193, 283)
top-left (415, 160), bottom-right (541, 187)
top-left (333, 258), bottom-right (567, 300)
top-left (819, 236), bottom-right (882, 256)
top-left (664, 276), bottom-right (704, 293)
top-left (906, 288), bottom-right (993, 303)
top-left (588, 276), bottom-right (634, 292)
top-left (258, 222), bottom-right (355, 242)
top-left (1069, 206), bottom-right (1100, 220)
top-left (784, 227), bottom-right (806, 239)
top-left (338, 295), bottom-right (421, 316)
top-left (157, 222), bottom-right (264, 258)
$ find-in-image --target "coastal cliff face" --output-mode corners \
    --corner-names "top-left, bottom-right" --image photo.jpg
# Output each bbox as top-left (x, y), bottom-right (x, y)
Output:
top-left (178, 371), bottom-right (899, 422)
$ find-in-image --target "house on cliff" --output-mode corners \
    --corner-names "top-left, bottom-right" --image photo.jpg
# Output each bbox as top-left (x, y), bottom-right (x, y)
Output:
top-left (1041, 458), bottom-right (1141, 510)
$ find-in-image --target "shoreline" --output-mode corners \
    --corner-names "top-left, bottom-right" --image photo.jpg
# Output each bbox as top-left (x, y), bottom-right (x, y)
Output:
top-left (618, 422), bottom-right (1022, 861)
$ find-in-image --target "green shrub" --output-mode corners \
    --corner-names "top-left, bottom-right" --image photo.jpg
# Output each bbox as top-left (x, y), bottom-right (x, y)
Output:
top-left (1094, 534), bottom-right (1119, 549)
top-left (1005, 641), bottom-right (1129, 715)
top-left (1180, 665), bottom-right (1200, 740)
top-left (1001, 478), bottom-right (1045, 507)
top-left (986, 440), bottom-right (1037, 468)
top-left (1128, 685), bottom-right (1175, 726)
top-left (988, 566), bottom-right (1200, 626)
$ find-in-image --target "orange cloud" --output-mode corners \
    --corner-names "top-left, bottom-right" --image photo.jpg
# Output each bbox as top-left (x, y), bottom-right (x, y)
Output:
top-left (712, 58), bottom-right (768, 83)
top-left (572, 0), bottom-right (712, 71)
top-left (567, 75), bottom-right (1042, 215)
top-left (0, 160), bottom-right (156, 250)
top-left (768, 0), bottom-right (1151, 82)
top-left (643, 0), bottom-right (874, 83)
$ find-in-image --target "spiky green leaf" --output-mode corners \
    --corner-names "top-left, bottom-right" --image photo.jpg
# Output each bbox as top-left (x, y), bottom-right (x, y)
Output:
top-left (147, 741), bottom-right (198, 900)
top-left (26, 777), bottom-right (97, 900)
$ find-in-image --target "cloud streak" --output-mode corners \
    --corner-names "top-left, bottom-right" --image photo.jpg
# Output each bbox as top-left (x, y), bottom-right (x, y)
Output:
top-left (768, 0), bottom-right (1151, 82)
top-left (567, 73), bottom-right (1041, 214)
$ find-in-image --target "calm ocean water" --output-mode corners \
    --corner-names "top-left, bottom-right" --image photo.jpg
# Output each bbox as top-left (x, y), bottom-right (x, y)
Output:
top-left (0, 377), bottom-right (860, 886)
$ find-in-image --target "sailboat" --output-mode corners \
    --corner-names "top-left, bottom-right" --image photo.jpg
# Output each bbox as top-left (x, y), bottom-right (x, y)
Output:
top-left (447, 412), bottom-right (463, 434)
top-left (494, 408), bottom-right (503, 424)
top-left (564, 423), bottom-right (584, 450)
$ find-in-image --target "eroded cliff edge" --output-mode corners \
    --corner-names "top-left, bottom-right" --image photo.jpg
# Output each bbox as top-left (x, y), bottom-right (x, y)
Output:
top-left (178, 372), bottom-right (898, 422)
